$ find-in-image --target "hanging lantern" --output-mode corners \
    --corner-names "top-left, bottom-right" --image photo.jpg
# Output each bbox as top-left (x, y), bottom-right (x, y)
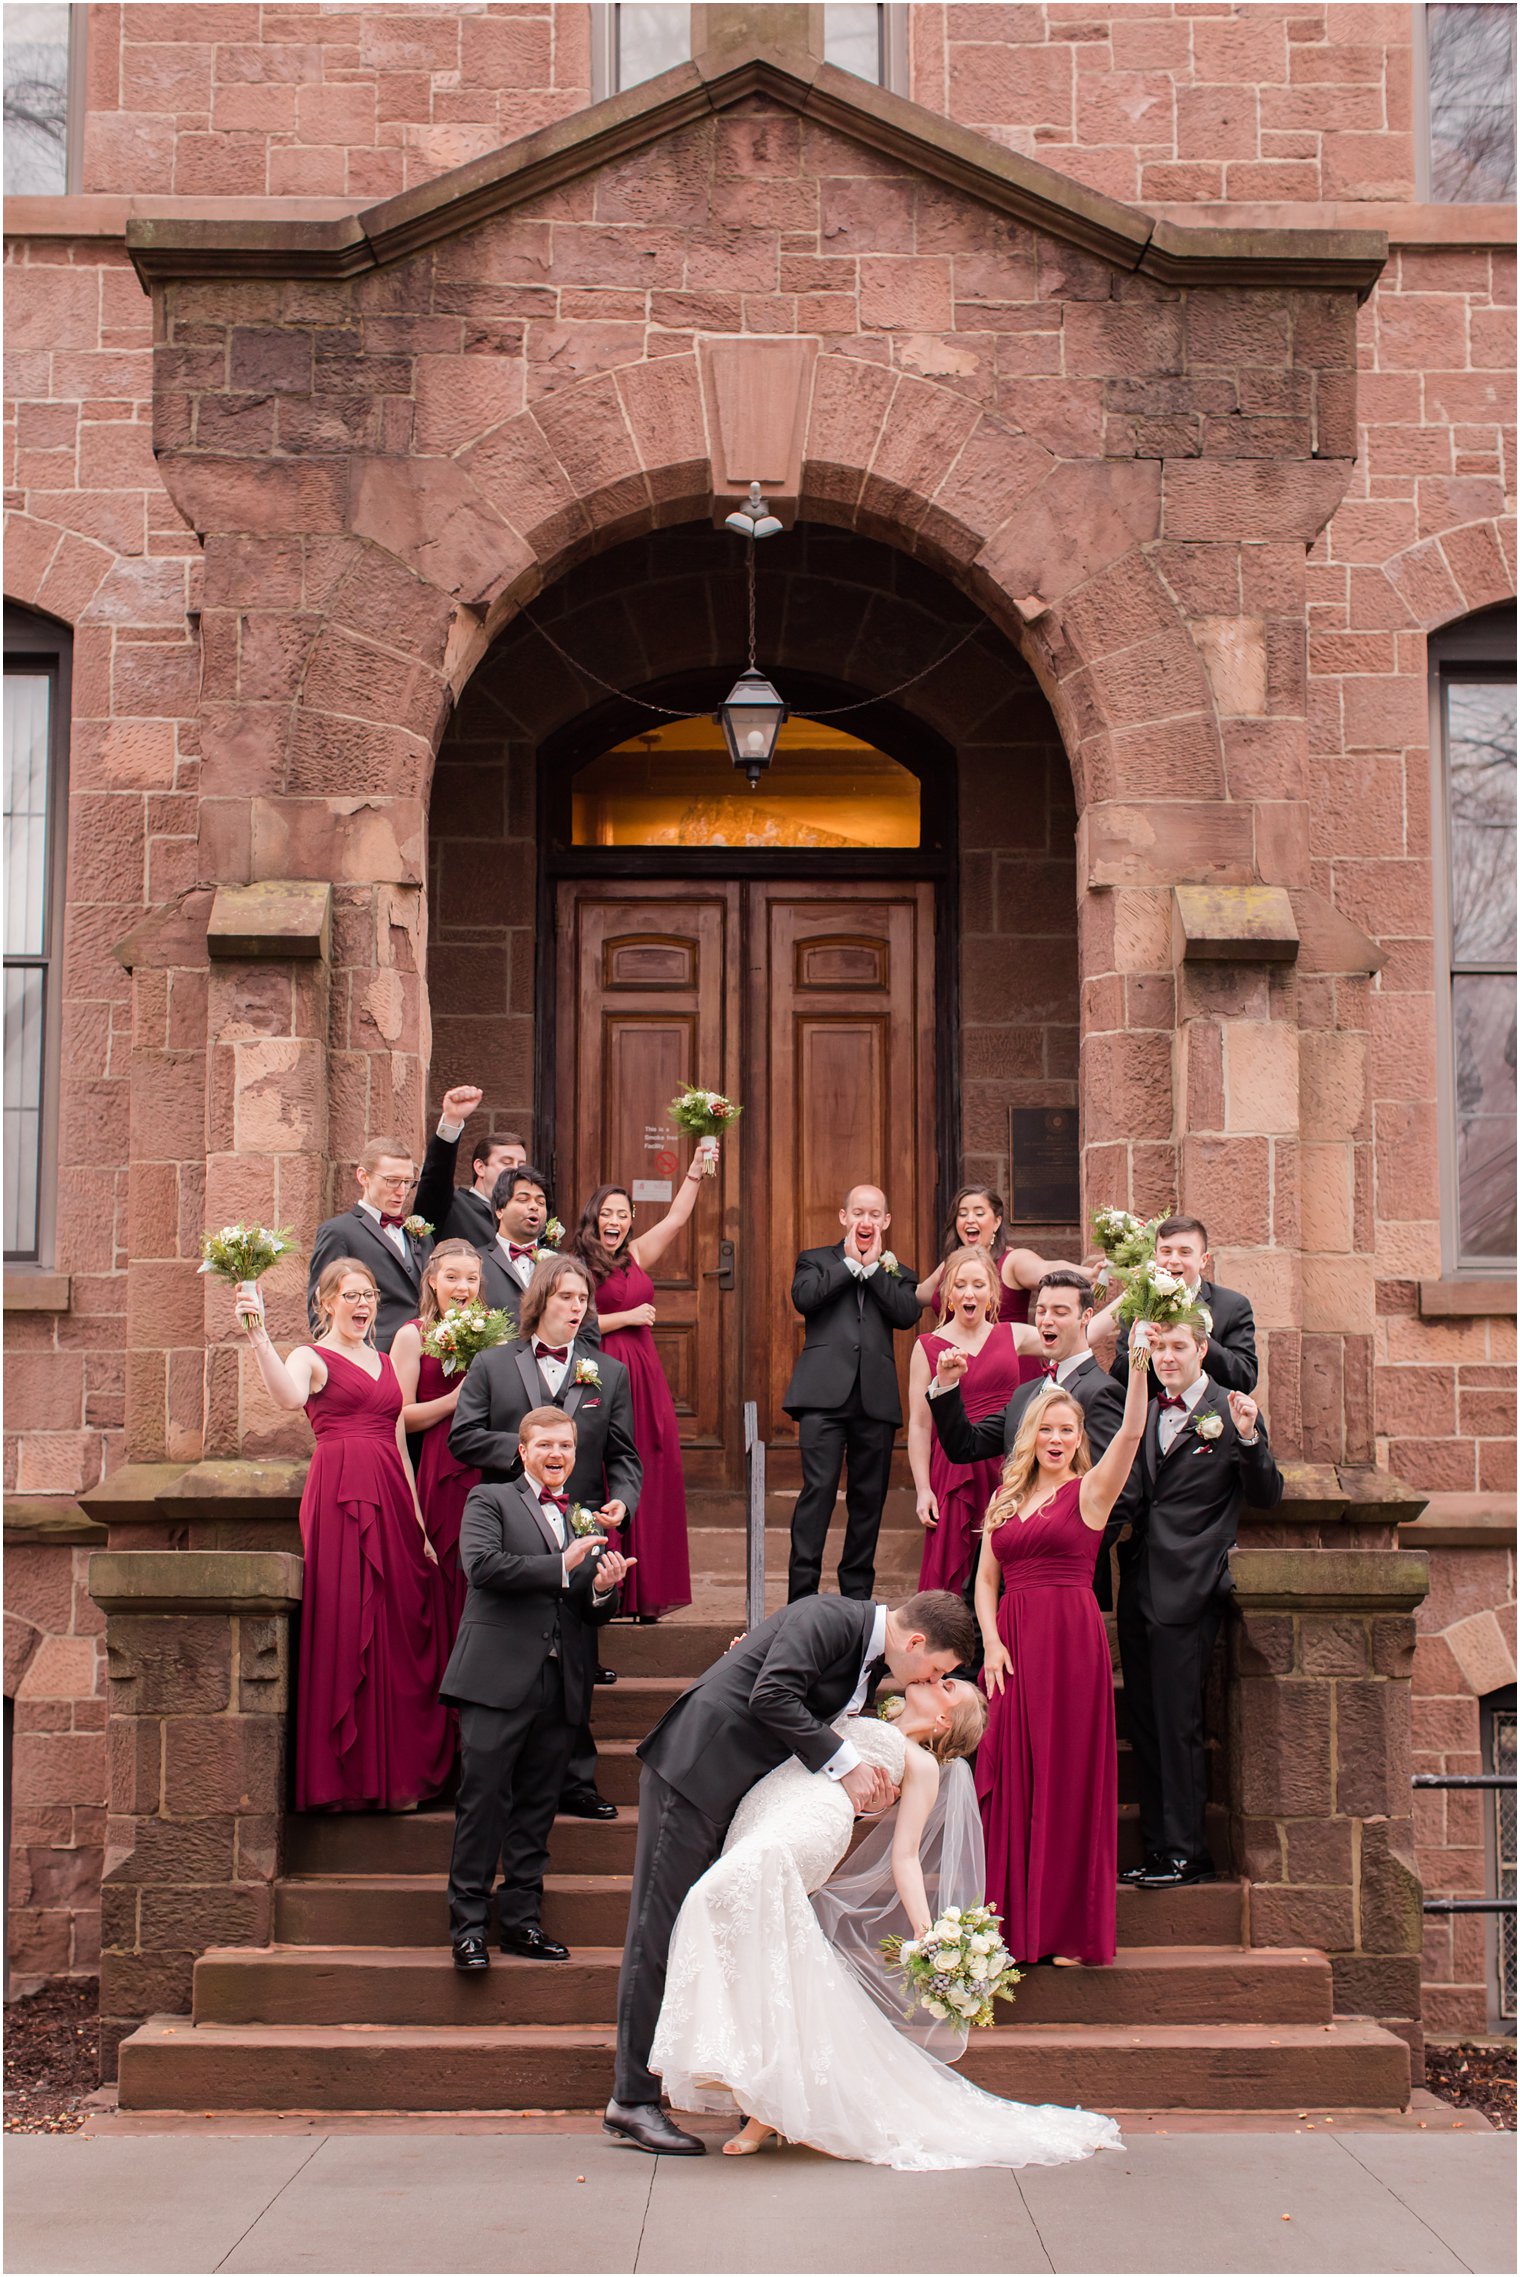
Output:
top-left (716, 667), bottom-right (788, 789)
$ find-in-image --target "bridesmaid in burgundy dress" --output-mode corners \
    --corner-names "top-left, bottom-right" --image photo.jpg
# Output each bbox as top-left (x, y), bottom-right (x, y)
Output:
top-left (390, 1238), bottom-right (486, 1642)
top-left (971, 1329), bottom-right (1150, 1966)
top-left (237, 1258), bottom-right (453, 1814)
top-left (914, 1186), bottom-right (1088, 1332)
top-left (907, 1247), bottom-right (1044, 1594)
top-left (567, 1140), bottom-right (717, 1622)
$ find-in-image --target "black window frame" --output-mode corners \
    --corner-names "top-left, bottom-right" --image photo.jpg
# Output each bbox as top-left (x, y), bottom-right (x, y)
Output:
top-left (3, 604), bottom-right (71, 1270)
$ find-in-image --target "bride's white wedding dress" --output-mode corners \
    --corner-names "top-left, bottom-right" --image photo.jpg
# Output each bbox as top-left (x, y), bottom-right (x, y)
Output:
top-left (649, 1714), bottom-right (1122, 2171)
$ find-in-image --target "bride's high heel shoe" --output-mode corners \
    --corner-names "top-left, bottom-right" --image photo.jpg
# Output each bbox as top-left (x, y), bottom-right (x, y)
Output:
top-left (722, 2119), bottom-right (779, 2156)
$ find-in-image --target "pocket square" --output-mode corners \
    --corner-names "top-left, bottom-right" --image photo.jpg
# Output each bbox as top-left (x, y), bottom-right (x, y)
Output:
top-left (582, 1397), bottom-right (602, 1409)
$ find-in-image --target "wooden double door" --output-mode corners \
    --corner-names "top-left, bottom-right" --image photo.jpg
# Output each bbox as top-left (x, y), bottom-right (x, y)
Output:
top-left (554, 879), bottom-right (937, 1488)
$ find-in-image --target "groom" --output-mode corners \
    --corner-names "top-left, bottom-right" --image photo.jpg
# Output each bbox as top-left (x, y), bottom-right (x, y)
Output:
top-left (604, 1587), bottom-right (976, 2156)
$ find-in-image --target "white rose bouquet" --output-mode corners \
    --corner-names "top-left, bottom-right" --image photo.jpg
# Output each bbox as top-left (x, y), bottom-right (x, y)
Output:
top-left (421, 1300), bottom-right (512, 1377)
top-left (1113, 1256), bottom-right (1208, 1370)
top-left (200, 1224), bottom-right (297, 1288)
top-left (1090, 1205), bottom-right (1162, 1275)
top-left (881, 1902), bottom-right (1021, 2029)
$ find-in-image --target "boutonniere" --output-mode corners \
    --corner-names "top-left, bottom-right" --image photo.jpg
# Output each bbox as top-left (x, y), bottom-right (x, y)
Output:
top-left (880, 1252), bottom-right (902, 1278)
top-left (573, 1356), bottom-right (601, 1388)
top-left (568, 1502), bottom-right (604, 1538)
top-left (1194, 1412), bottom-right (1224, 1441)
top-left (542, 1217), bottom-right (565, 1249)
top-left (402, 1215), bottom-right (432, 1241)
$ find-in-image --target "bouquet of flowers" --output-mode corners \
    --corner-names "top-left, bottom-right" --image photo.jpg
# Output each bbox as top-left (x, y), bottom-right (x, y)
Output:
top-left (1090, 1206), bottom-right (1161, 1276)
top-left (1112, 1256), bottom-right (1209, 1368)
top-left (882, 1903), bottom-right (1021, 2028)
top-left (421, 1300), bottom-right (512, 1378)
top-left (669, 1087), bottom-right (740, 1173)
top-left (200, 1225), bottom-right (297, 1291)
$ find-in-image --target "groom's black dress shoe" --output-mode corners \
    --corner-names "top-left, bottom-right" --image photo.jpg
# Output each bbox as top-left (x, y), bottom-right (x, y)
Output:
top-left (595, 1665), bottom-right (618, 1686)
top-left (1119, 1852), bottom-right (1168, 1887)
top-left (560, 1790), bottom-right (618, 1820)
top-left (603, 2101), bottom-right (706, 2156)
top-left (499, 1925), bottom-right (570, 1961)
top-left (452, 1937), bottom-right (490, 1972)
top-left (1134, 1853), bottom-right (1215, 1889)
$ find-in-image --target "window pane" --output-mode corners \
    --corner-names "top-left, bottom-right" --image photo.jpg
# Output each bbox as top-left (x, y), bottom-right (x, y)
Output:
top-left (1448, 678), bottom-right (1517, 966)
top-left (616, 4), bottom-right (690, 91)
top-left (1495, 1705), bottom-right (1516, 2024)
top-left (4, 669), bottom-right (52, 957)
top-left (1452, 972), bottom-right (1518, 1262)
top-left (4, 963), bottom-right (45, 1259)
top-left (2, 2), bottom-right (70, 197)
top-left (825, 4), bottom-right (882, 83)
top-left (573, 719), bottom-right (920, 847)
top-left (1428, 3), bottom-right (1517, 202)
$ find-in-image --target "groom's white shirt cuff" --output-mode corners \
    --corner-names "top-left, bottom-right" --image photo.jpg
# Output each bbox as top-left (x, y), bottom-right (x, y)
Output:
top-left (823, 1603), bottom-right (888, 1779)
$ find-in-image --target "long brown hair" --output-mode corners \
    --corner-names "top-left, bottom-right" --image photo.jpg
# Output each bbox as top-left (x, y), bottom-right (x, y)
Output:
top-left (518, 1254), bottom-right (592, 1343)
top-left (418, 1237), bottom-right (483, 1326)
top-left (934, 1244), bottom-right (1001, 1331)
top-left (567, 1185), bottom-right (634, 1287)
top-left (941, 1184), bottom-right (1009, 1264)
top-left (983, 1388), bottom-right (1091, 1531)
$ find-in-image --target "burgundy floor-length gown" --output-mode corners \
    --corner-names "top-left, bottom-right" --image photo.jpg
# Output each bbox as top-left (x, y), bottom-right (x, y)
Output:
top-left (597, 1256), bottom-right (692, 1620)
top-left (916, 1327), bottom-right (1024, 1595)
top-left (408, 1327), bottom-right (479, 1643)
top-left (975, 1475), bottom-right (1117, 1966)
top-left (296, 1349), bottom-right (454, 1813)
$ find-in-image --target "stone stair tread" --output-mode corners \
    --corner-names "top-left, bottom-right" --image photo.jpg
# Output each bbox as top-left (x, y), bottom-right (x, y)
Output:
top-left (203, 1940), bottom-right (1307, 1969)
top-left (132, 2014), bottom-right (1389, 2047)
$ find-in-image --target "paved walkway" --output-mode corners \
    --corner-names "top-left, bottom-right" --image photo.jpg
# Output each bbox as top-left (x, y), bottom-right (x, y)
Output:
top-left (5, 2124), bottom-right (1515, 2274)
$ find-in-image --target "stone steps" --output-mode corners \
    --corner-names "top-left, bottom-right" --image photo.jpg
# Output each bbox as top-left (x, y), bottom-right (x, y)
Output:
top-left (191, 1942), bottom-right (1335, 2030)
top-left (116, 2014), bottom-right (1410, 2115)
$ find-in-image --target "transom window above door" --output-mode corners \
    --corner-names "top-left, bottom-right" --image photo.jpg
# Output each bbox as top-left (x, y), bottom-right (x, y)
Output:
top-left (572, 719), bottom-right (921, 850)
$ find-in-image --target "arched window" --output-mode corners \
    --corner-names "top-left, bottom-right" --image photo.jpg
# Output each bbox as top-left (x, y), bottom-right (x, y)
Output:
top-left (1430, 601), bottom-right (1517, 1272)
top-left (571, 718), bottom-right (921, 849)
top-left (3, 603), bottom-right (70, 1265)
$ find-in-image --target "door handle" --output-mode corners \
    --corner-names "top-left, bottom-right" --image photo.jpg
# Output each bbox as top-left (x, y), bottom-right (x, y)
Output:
top-left (702, 1239), bottom-right (736, 1291)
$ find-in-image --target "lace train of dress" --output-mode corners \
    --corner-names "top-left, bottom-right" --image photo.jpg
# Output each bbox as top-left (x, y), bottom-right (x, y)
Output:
top-left (649, 1716), bottom-right (1122, 2172)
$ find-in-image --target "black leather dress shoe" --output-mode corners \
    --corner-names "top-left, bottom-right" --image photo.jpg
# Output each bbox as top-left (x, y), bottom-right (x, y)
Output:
top-left (452, 1936), bottom-right (490, 1972)
top-left (603, 2100), bottom-right (706, 2155)
top-left (1135, 1853), bottom-right (1216, 1889)
top-left (499, 1925), bottom-right (570, 1961)
top-left (560, 1791), bottom-right (618, 1820)
top-left (1119, 1852), bottom-right (1167, 1886)
top-left (595, 1664), bottom-right (618, 1685)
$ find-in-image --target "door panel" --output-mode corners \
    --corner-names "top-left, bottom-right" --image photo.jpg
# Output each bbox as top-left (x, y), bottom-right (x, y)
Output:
top-left (554, 883), bottom-right (740, 1484)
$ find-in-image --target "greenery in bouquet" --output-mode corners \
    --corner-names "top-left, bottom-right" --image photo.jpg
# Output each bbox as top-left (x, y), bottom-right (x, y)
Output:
top-left (1113, 1256), bottom-right (1209, 1367)
top-left (1089, 1205), bottom-right (1162, 1274)
top-left (668, 1086), bottom-right (743, 1140)
top-left (199, 1225), bottom-right (297, 1285)
top-left (420, 1300), bottom-right (512, 1378)
top-left (882, 1903), bottom-right (1021, 2028)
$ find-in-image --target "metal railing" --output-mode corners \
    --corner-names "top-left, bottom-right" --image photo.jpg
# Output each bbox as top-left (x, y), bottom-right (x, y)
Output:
top-left (744, 1398), bottom-right (766, 1634)
top-left (1414, 1774), bottom-right (1517, 1914)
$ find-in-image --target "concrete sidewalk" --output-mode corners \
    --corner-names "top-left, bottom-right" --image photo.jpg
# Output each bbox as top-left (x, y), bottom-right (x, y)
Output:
top-left (5, 2126), bottom-right (1515, 2276)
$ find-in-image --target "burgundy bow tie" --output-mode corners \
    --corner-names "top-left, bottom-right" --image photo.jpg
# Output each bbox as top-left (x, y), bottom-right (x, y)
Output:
top-left (539, 1491), bottom-right (569, 1512)
top-left (1043, 1361), bottom-right (1059, 1379)
top-left (510, 1242), bottom-right (537, 1260)
top-left (1157, 1391), bottom-right (1186, 1411)
top-left (535, 1342), bottom-right (569, 1365)
top-left (379, 1212), bottom-right (405, 1229)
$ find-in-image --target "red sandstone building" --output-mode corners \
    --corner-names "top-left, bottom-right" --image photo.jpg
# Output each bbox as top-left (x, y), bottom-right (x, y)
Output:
top-left (3, 2), bottom-right (1515, 2104)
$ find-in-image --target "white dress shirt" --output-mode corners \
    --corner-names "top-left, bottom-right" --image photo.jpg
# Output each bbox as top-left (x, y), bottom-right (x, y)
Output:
top-left (356, 1198), bottom-right (410, 1261)
top-left (1052, 1349), bottom-right (1091, 1387)
top-left (532, 1339), bottom-right (571, 1397)
top-left (1157, 1370), bottom-right (1208, 1454)
top-left (498, 1234), bottom-right (537, 1291)
top-left (822, 1603), bottom-right (888, 1781)
top-left (843, 1253), bottom-right (880, 1280)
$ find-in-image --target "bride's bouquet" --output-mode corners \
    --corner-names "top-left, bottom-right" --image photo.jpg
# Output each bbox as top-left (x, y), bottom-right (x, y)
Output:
top-left (1112, 1256), bottom-right (1211, 1369)
top-left (882, 1903), bottom-right (1021, 2028)
top-left (421, 1300), bottom-right (512, 1377)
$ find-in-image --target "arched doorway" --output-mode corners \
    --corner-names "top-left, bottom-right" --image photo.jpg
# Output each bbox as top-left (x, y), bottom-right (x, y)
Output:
top-left (429, 520), bottom-right (1079, 1487)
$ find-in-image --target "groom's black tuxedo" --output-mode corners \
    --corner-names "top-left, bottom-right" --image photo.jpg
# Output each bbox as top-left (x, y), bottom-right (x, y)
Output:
top-left (783, 1245), bottom-right (921, 1602)
top-left (614, 1595), bottom-right (882, 2108)
top-left (1116, 1374), bottom-right (1283, 1864)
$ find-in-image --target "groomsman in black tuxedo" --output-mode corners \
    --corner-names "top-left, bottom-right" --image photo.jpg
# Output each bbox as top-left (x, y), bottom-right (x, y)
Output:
top-left (927, 1268), bottom-right (1136, 1620)
top-left (305, 1088), bottom-right (480, 1350)
top-left (451, 1253), bottom-right (638, 1819)
top-left (784, 1184), bottom-right (921, 1602)
top-left (1103, 1215), bottom-right (1258, 1397)
top-left (434, 1126), bottom-right (529, 1249)
top-left (442, 1406), bottom-right (631, 1971)
top-left (1118, 1316), bottom-right (1283, 1890)
top-left (476, 1165), bottom-right (552, 1324)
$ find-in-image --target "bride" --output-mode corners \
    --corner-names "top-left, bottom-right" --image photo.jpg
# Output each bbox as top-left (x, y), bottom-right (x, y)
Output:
top-left (649, 1676), bottom-right (1123, 2171)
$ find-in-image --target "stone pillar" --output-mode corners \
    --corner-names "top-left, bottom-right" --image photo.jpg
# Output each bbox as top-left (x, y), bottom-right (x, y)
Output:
top-left (90, 1543), bottom-right (301, 2079)
top-left (1226, 1537), bottom-right (1431, 2072)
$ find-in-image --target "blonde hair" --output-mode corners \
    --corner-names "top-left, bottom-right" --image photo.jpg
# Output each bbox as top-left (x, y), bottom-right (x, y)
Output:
top-left (519, 1403), bottom-right (579, 1445)
top-left (314, 1257), bottom-right (378, 1333)
top-left (879, 1683), bottom-right (989, 1765)
top-left (418, 1237), bottom-right (482, 1326)
top-left (935, 1243), bottom-right (1001, 1330)
top-left (358, 1136), bottom-right (412, 1175)
top-left (983, 1388), bottom-right (1091, 1531)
